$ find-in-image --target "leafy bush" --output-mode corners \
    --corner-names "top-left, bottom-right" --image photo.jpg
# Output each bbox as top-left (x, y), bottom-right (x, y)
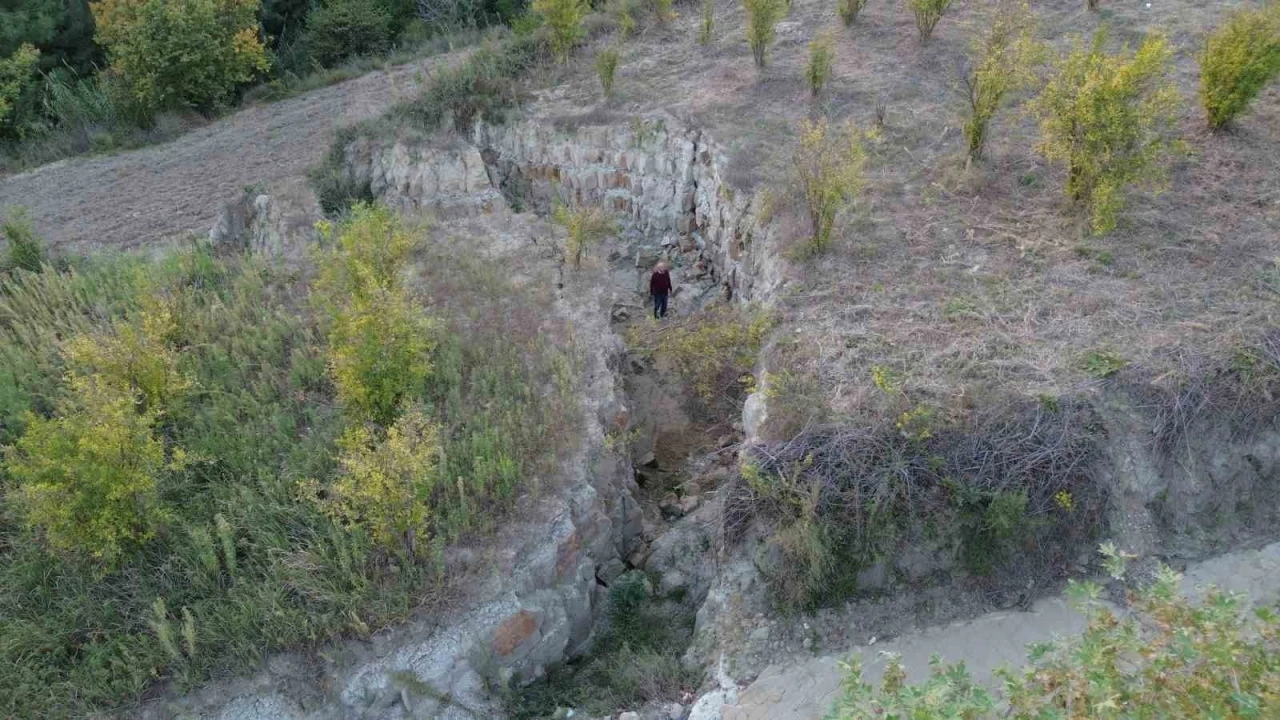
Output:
top-left (743, 0), bottom-right (787, 68)
top-left (1199, 3), bottom-right (1280, 130)
top-left (1030, 30), bottom-right (1179, 234)
top-left (5, 375), bottom-right (179, 567)
top-left (805, 33), bottom-right (834, 97)
top-left (1, 207), bottom-right (46, 273)
top-left (793, 117), bottom-right (865, 251)
top-left (829, 546), bottom-right (1280, 719)
top-left (699, 0), bottom-right (714, 44)
top-left (0, 43), bottom-right (39, 137)
top-left (302, 408), bottom-right (442, 555)
top-left (906, 0), bottom-right (952, 43)
top-left (596, 46), bottom-right (619, 97)
top-left (837, 0), bottom-right (868, 26)
top-left (314, 205), bottom-right (436, 426)
top-left (91, 0), bottom-right (271, 115)
top-left (552, 203), bottom-right (615, 267)
top-left (962, 1), bottom-right (1040, 163)
top-left (63, 296), bottom-right (192, 413)
top-left (305, 0), bottom-right (395, 68)
top-left (532, 0), bottom-right (588, 62)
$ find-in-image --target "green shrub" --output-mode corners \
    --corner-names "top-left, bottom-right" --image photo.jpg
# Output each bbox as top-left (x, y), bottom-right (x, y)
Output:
top-left (794, 117), bottom-right (865, 251)
top-left (805, 33), bottom-right (835, 97)
top-left (0, 43), bottom-right (39, 137)
top-left (743, 0), bottom-right (787, 68)
top-left (304, 0), bottom-right (395, 67)
top-left (626, 305), bottom-right (771, 405)
top-left (533, 0), bottom-right (588, 62)
top-left (837, 0), bottom-right (868, 26)
top-left (699, 0), bottom-right (714, 44)
top-left (829, 545), bottom-right (1280, 719)
top-left (91, 0), bottom-right (271, 115)
top-left (2, 208), bottom-right (46, 273)
top-left (552, 203), bottom-right (615, 267)
top-left (314, 205), bottom-right (436, 426)
top-left (302, 408), bottom-right (443, 555)
top-left (1030, 30), bottom-right (1179, 234)
top-left (1199, 3), bottom-right (1280, 130)
top-left (5, 376), bottom-right (177, 567)
top-left (906, 0), bottom-right (952, 43)
top-left (962, 1), bottom-right (1040, 163)
top-left (595, 46), bottom-right (619, 97)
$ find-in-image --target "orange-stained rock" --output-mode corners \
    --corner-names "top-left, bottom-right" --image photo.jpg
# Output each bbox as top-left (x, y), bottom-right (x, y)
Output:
top-left (492, 610), bottom-right (540, 656)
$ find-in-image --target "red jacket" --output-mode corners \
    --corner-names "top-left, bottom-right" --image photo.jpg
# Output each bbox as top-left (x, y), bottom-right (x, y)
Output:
top-left (650, 270), bottom-right (672, 296)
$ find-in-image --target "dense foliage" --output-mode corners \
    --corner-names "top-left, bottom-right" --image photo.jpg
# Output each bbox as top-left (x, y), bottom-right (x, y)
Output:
top-left (1200, 2), bottom-right (1280, 130)
top-left (0, 205), bottom-right (578, 718)
top-left (743, 0), bottom-right (787, 68)
top-left (91, 0), bottom-right (271, 114)
top-left (304, 0), bottom-right (396, 67)
top-left (532, 0), bottom-right (588, 62)
top-left (1030, 30), bottom-right (1180, 234)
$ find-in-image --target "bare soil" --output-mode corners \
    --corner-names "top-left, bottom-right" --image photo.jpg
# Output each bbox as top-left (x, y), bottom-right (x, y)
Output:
top-left (0, 54), bottom-right (463, 254)
top-left (533, 0), bottom-right (1280, 406)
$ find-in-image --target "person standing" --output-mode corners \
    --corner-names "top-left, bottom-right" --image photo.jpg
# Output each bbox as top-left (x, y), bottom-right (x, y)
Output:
top-left (649, 261), bottom-right (672, 319)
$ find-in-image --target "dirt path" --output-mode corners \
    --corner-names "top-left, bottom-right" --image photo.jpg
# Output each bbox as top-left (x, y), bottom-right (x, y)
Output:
top-left (0, 55), bottom-right (460, 253)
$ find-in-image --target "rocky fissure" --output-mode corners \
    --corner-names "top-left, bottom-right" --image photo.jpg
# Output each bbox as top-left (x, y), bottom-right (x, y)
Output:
top-left (185, 108), bottom-right (1280, 720)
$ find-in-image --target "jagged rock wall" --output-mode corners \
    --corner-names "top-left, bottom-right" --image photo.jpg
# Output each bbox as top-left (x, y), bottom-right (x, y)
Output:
top-left (474, 114), bottom-right (785, 303)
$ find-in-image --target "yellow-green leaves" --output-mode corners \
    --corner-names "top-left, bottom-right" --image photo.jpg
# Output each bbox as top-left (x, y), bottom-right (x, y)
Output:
top-left (1200, 3), bottom-right (1280, 130)
top-left (963, 1), bottom-right (1041, 162)
top-left (532, 0), bottom-right (589, 63)
top-left (0, 43), bottom-right (39, 132)
top-left (302, 408), bottom-right (442, 555)
top-left (805, 33), bottom-right (835, 98)
top-left (744, 0), bottom-right (787, 68)
top-left (552, 203), bottom-right (615, 268)
top-left (328, 285), bottom-right (436, 428)
top-left (596, 47), bottom-right (620, 98)
top-left (1030, 30), bottom-right (1180, 234)
top-left (90, 0), bottom-right (269, 114)
top-left (794, 118), bottom-right (866, 252)
top-left (6, 373), bottom-right (183, 567)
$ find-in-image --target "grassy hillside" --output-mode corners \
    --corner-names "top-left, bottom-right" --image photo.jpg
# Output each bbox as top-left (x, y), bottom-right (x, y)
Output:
top-left (0, 208), bottom-right (577, 718)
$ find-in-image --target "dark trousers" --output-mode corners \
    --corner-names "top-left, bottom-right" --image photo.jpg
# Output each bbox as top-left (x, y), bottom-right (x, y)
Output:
top-left (653, 292), bottom-right (668, 319)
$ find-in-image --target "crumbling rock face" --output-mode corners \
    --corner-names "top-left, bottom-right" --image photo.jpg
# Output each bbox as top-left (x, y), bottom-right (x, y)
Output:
top-left (339, 134), bottom-right (505, 218)
top-left (474, 114), bottom-right (786, 303)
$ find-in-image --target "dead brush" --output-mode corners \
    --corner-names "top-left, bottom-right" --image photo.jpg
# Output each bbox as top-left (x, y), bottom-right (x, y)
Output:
top-left (725, 396), bottom-right (1108, 609)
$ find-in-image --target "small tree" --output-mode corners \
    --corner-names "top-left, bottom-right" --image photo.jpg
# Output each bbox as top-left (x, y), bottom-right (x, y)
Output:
top-left (794, 118), bottom-right (865, 251)
top-left (5, 376), bottom-right (180, 566)
top-left (302, 407), bottom-right (442, 556)
top-left (744, 0), bottom-right (787, 68)
top-left (1029, 30), bottom-right (1179, 234)
top-left (596, 47), bottom-right (619, 98)
top-left (699, 0), bottom-right (715, 45)
top-left (552, 204), bottom-right (615, 268)
top-left (1086, 0), bottom-right (1099, 10)
top-left (805, 33), bottom-right (835, 98)
top-left (1199, 3), bottom-right (1280, 130)
top-left (961, 1), bottom-right (1040, 163)
top-left (837, 0), bottom-right (869, 26)
top-left (532, 0), bottom-right (589, 63)
top-left (0, 43), bottom-right (38, 136)
top-left (91, 0), bottom-right (270, 115)
top-left (906, 0), bottom-right (953, 43)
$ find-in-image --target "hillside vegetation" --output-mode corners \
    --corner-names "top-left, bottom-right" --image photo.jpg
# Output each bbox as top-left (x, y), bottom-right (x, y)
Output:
top-left (0, 207), bottom-right (577, 718)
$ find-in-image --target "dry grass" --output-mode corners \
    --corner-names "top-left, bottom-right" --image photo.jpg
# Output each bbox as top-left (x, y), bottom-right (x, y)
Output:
top-left (509, 0), bottom-right (1280, 404)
